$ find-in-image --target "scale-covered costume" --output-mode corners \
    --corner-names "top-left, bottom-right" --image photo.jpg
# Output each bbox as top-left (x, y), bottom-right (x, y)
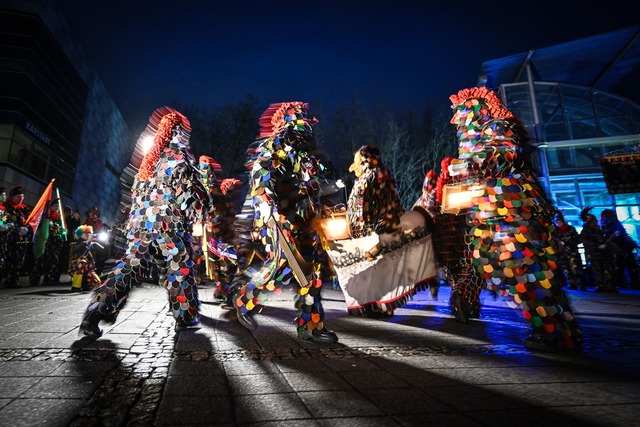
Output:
top-left (233, 102), bottom-right (338, 343)
top-left (197, 154), bottom-right (243, 302)
top-left (347, 145), bottom-right (404, 239)
top-left (79, 108), bottom-right (209, 338)
top-left (446, 87), bottom-right (581, 351)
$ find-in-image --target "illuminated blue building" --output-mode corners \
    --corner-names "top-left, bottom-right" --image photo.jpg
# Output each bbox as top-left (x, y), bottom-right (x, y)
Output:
top-left (480, 25), bottom-right (640, 240)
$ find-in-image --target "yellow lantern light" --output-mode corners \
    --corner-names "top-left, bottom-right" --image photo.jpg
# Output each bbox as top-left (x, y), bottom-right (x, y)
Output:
top-left (318, 211), bottom-right (351, 241)
top-left (441, 184), bottom-right (485, 214)
top-left (192, 221), bottom-right (204, 237)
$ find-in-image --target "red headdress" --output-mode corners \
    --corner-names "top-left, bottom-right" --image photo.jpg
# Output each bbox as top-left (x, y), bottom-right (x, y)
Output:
top-left (449, 87), bottom-right (514, 123)
top-left (136, 108), bottom-right (191, 181)
top-left (257, 101), bottom-right (317, 138)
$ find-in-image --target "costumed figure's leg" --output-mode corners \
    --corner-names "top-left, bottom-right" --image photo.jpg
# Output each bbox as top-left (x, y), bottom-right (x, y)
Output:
top-left (159, 233), bottom-right (201, 331)
top-left (78, 258), bottom-right (135, 339)
top-left (473, 221), bottom-right (581, 352)
top-left (449, 262), bottom-right (483, 323)
top-left (294, 260), bottom-right (337, 342)
top-left (234, 248), bottom-right (281, 331)
top-left (70, 257), bottom-right (90, 292)
top-left (84, 257), bottom-right (102, 291)
top-left (234, 224), bottom-right (338, 343)
top-left (294, 228), bottom-right (338, 342)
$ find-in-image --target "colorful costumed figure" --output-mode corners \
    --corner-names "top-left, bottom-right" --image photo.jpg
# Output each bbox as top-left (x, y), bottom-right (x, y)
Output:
top-left (233, 102), bottom-right (338, 343)
top-left (323, 146), bottom-right (436, 318)
top-left (347, 145), bottom-right (404, 241)
top-left (342, 145), bottom-right (425, 317)
top-left (196, 154), bottom-right (243, 303)
top-left (31, 201), bottom-right (67, 286)
top-left (416, 158), bottom-right (484, 320)
top-left (446, 87), bottom-right (581, 351)
top-left (69, 225), bottom-right (102, 292)
top-left (78, 108), bottom-right (210, 338)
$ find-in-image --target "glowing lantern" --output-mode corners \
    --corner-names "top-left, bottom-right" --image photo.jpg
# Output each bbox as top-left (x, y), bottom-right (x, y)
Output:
top-left (441, 183), bottom-right (485, 214)
top-left (192, 221), bottom-right (203, 237)
top-left (318, 211), bottom-right (351, 241)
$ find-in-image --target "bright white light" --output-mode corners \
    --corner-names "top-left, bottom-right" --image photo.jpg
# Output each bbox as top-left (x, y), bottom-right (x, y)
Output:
top-left (335, 179), bottom-right (345, 188)
top-left (192, 222), bottom-right (203, 237)
top-left (141, 136), bottom-right (154, 154)
top-left (321, 216), bottom-right (350, 241)
top-left (98, 231), bottom-right (109, 243)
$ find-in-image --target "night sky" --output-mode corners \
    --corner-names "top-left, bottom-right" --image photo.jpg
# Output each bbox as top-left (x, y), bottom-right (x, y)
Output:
top-left (56, 0), bottom-right (639, 135)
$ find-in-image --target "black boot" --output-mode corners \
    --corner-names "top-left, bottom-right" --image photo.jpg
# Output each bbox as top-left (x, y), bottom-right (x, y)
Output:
top-left (451, 292), bottom-right (469, 324)
top-left (236, 307), bottom-right (258, 331)
top-left (175, 314), bottom-right (200, 332)
top-left (79, 306), bottom-right (103, 339)
top-left (298, 327), bottom-right (338, 343)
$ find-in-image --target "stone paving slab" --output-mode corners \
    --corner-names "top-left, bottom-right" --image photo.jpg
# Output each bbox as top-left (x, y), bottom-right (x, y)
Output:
top-left (0, 279), bottom-right (638, 426)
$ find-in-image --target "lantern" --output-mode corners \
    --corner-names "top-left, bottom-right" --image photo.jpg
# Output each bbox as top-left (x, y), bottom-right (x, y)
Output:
top-left (318, 211), bottom-right (351, 241)
top-left (441, 183), bottom-right (485, 214)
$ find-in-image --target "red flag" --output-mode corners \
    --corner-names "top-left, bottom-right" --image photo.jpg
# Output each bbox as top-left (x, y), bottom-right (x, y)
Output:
top-left (26, 179), bottom-right (55, 234)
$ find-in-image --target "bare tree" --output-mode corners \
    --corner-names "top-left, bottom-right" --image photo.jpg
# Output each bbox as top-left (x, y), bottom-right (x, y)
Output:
top-left (379, 117), bottom-right (422, 208)
top-left (208, 95), bottom-right (262, 178)
top-left (173, 96), bottom-right (262, 179)
top-left (378, 108), bottom-right (457, 209)
top-left (324, 96), bottom-right (377, 174)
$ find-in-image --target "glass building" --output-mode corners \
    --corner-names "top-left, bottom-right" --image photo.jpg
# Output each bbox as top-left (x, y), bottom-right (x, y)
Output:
top-left (0, 0), bottom-right (130, 227)
top-left (479, 25), bottom-right (640, 241)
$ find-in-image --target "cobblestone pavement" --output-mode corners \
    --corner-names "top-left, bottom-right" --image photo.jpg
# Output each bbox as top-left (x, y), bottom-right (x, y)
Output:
top-left (0, 277), bottom-right (639, 426)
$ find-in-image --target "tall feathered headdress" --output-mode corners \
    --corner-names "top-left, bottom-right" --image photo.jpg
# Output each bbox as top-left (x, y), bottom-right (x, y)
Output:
top-left (257, 101), bottom-right (317, 138)
top-left (136, 108), bottom-right (191, 181)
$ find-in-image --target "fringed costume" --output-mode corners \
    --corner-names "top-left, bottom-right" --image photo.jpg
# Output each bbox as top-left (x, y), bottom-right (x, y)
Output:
top-left (197, 155), bottom-right (243, 302)
top-left (69, 225), bottom-right (101, 292)
top-left (79, 108), bottom-right (210, 338)
top-left (447, 87), bottom-right (581, 351)
top-left (347, 145), bottom-right (404, 239)
top-left (233, 102), bottom-right (338, 343)
top-left (325, 146), bottom-right (437, 317)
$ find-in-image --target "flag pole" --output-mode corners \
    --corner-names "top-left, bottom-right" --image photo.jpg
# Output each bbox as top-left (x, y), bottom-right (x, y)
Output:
top-left (202, 217), bottom-right (213, 280)
top-left (55, 187), bottom-right (68, 238)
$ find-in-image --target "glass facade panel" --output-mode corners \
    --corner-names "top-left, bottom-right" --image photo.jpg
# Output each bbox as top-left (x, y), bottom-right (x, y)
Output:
top-left (0, 11), bottom-right (86, 197)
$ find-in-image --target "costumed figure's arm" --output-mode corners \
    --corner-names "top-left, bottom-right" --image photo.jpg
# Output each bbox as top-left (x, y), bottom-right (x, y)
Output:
top-left (347, 173), bottom-right (369, 238)
top-left (241, 148), bottom-right (288, 291)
